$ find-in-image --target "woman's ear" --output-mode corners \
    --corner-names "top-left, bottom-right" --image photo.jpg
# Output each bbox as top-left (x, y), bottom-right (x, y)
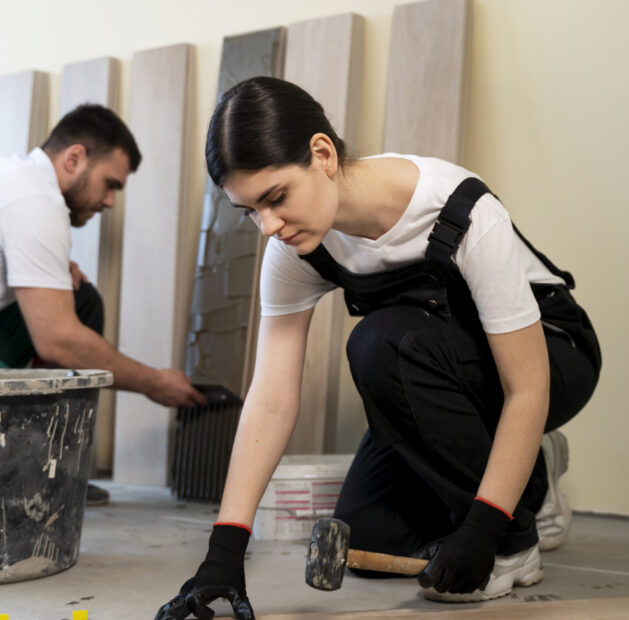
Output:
top-left (310, 133), bottom-right (338, 178)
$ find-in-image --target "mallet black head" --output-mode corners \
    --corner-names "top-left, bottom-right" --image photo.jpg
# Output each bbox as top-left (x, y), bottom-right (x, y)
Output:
top-left (305, 517), bottom-right (351, 591)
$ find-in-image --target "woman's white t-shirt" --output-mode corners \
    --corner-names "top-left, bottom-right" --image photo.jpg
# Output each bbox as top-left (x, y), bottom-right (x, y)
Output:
top-left (259, 154), bottom-right (565, 334)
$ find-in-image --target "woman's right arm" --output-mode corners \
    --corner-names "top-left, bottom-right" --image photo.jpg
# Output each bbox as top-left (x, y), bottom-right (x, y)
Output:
top-left (155, 307), bottom-right (314, 620)
top-left (217, 306), bottom-right (315, 527)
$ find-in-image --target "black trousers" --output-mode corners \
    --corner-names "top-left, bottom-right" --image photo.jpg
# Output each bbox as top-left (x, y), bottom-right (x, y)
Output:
top-left (334, 286), bottom-right (601, 558)
top-left (0, 281), bottom-right (104, 367)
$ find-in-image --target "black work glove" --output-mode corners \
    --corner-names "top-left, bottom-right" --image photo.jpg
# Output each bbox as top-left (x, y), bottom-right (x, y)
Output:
top-left (155, 523), bottom-right (254, 620)
top-left (417, 499), bottom-right (511, 594)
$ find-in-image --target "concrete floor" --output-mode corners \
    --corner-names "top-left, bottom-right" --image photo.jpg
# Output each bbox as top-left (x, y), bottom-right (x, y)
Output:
top-left (1, 481), bottom-right (628, 620)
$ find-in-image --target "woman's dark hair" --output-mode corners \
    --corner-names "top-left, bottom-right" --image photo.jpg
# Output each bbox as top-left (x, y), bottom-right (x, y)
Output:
top-left (42, 104), bottom-right (142, 172)
top-left (206, 77), bottom-right (346, 186)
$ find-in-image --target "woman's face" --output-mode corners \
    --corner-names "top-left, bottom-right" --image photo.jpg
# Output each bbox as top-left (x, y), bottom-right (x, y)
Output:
top-left (223, 154), bottom-right (339, 256)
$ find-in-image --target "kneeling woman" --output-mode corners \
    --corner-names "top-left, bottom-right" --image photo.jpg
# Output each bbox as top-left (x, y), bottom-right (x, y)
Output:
top-left (156, 77), bottom-right (601, 619)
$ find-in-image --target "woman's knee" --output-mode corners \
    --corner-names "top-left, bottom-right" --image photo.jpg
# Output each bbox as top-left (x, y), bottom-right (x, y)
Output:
top-left (346, 314), bottom-right (386, 383)
top-left (346, 306), bottom-right (431, 386)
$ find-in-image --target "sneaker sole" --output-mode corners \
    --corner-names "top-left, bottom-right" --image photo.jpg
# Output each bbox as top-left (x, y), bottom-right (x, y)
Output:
top-left (538, 488), bottom-right (571, 551)
top-left (422, 555), bottom-right (544, 603)
top-left (549, 430), bottom-right (569, 478)
top-left (538, 431), bottom-right (571, 551)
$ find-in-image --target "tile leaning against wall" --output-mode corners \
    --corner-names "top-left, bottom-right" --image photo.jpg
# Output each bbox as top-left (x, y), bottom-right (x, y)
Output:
top-left (61, 58), bottom-right (120, 290)
top-left (282, 13), bottom-right (365, 455)
top-left (334, 0), bottom-right (470, 455)
top-left (114, 43), bottom-right (193, 485)
top-left (345, 0), bottom-right (466, 453)
top-left (59, 57), bottom-right (121, 473)
top-left (384, 0), bottom-right (468, 163)
top-left (337, 0), bottom-right (467, 454)
top-left (186, 27), bottom-right (286, 399)
top-left (0, 70), bottom-right (48, 156)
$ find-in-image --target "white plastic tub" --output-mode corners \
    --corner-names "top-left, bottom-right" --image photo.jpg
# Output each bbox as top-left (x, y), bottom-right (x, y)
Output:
top-left (253, 454), bottom-right (354, 541)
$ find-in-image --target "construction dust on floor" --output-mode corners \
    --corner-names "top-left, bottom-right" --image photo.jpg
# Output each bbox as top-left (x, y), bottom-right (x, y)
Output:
top-left (0, 482), bottom-right (628, 620)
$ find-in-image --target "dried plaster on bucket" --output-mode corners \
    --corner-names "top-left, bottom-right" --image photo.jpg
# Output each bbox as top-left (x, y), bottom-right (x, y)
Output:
top-left (0, 370), bottom-right (112, 583)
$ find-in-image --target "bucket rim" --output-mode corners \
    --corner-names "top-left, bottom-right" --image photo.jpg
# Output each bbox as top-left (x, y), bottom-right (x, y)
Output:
top-left (0, 369), bottom-right (113, 395)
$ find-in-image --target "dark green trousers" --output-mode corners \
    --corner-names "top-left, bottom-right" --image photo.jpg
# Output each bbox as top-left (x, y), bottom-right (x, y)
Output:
top-left (0, 282), bottom-right (104, 368)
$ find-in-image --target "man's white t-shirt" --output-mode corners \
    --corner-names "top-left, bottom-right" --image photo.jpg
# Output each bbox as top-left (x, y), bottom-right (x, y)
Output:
top-left (0, 148), bottom-right (72, 311)
top-left (259, 154), bottom-right (565, 334)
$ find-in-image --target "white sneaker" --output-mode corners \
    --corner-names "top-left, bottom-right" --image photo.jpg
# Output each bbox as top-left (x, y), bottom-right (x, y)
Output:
top-left (537, 430), bottom-right (572, 551)
top-left (421, 545), bottom-right (544, 602)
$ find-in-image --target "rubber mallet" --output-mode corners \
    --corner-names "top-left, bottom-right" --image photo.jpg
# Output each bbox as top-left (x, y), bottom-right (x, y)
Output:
top-left (305, 517), bottom-right (428, 591)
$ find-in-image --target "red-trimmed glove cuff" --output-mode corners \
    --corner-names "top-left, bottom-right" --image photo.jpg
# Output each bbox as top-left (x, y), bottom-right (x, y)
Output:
top-left (474, 496), bottom-right (514, 521)
top-left (207, 522), bottom-right (251, 562)
top-left (214, 521), bottom-right (252, 535)
top-left (461, 498), bottom-right (512, 552)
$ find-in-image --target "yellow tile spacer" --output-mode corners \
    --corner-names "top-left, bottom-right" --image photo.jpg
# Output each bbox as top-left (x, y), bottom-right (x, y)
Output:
top-left (73, 612), bottom-right (88, 620)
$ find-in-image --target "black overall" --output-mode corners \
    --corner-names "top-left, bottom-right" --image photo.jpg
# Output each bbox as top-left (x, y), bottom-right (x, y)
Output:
top-left (300, 178), bottom-right (601, 559)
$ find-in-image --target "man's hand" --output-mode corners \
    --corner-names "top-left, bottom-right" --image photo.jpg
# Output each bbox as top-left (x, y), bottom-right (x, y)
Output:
top-left (155, 524), bottom-right (254, 620)
top-left (69, 261), bottom-right (89, 290)
top-left (147, 369), bottom-right (207, 408)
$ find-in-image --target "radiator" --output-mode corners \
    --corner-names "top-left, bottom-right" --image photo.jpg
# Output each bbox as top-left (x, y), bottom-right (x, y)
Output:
top-left (171, 384), bottom-right (243, 502)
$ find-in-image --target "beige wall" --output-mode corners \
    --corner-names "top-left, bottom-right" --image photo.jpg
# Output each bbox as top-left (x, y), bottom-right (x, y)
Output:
top-left (462, 0), bottom-right (629, 516)
top-left (1, 0), bottom-right (626, 514)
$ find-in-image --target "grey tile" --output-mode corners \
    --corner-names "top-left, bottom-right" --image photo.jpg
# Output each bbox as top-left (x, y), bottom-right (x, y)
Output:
top-left (185, 28), bottom-right (285, 392)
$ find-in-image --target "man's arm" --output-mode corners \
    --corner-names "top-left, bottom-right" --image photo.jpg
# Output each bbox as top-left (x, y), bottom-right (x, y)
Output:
top-left (15, 286), bottom-right (205, 408)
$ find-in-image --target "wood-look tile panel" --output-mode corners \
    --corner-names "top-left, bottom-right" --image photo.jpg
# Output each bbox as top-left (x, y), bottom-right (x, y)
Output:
top-left (0, 70), bottom-right (48, 156)
top-left (217, 596), bottom-right (629, 619)
top-left (61, 57), bottom-right (119, 286)
top-left (60, 57), bottom-right (120, 473)
top-left (384, 0), bottom-right (468, 162)
top-left (283, 13), bottom-right (365, 454)
top-left (114, 43), bottom-right (192, 485)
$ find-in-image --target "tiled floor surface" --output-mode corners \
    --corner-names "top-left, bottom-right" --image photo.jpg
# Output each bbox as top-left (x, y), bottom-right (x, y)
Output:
top-left (1, 482), bottom-right (628, 620)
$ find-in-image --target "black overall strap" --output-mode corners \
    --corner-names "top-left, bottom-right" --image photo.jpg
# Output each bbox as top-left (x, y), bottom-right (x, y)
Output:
top-left (512, 225), bottom-right (575, 289)
top-left (426, 177), bottom-right (575, 289)
top-left (425, 177), bottom-right (491, 264)
top-left (299, 244), bottom-right (344, 287)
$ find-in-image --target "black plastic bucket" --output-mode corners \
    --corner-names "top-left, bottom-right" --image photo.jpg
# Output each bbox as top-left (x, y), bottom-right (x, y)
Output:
top-left (0, 369), bottom-right (112, 584)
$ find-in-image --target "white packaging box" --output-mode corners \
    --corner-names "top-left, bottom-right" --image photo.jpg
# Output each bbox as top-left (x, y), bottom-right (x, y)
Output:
top-left (252, 454), bottom-right (354, 540)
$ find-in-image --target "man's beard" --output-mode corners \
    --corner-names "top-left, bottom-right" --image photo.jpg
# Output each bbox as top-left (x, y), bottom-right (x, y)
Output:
top-left (63, 170), bottom-right (95, 227)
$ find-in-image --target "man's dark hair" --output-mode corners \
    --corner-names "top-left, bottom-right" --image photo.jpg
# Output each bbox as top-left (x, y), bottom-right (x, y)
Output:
top-left (206, 77), bottom-right (347, 186)
top-left (42, 104), bottom-right (142, 171)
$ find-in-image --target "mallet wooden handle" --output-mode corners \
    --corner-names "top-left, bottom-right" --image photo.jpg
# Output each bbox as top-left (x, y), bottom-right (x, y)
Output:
top-left (346, 549), bottom-right (428, 576)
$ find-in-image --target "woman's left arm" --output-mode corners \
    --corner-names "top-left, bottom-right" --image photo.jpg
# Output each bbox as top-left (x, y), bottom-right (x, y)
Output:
top-left (479, 319), bottom-right (550, 513)
top-left (418, 319), bottom-right (549, 594)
